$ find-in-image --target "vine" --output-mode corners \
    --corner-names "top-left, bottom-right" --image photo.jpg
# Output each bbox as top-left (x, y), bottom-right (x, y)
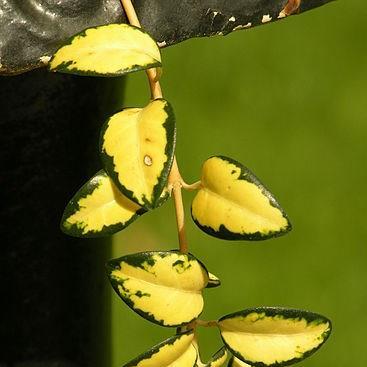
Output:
top-left (48, 1), bottom-right (332, 366)
top-left (119, 0), bottom-right (191, 253)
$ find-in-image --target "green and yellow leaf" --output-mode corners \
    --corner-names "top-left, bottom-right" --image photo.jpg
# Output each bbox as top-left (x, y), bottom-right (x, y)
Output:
top-left (206, 272), bottom-right (221, 288)
top-left (155, 185), bottom-right (172, 208)
top-left (218, 307), bottom-right (332, 367)
top-left (106, 251), bottom-right (209, 326)
top-left (123, 331), bottom-right (197, 367)
top-left (100, 98), bottom-right (176, 209)
top-left (49, 24), bottom-right (161, 76)
top-left (61, 170), bottom-right (145, 238)
top-left (203, 347), bottom-right (228, 367)
top-left (228, 356), bottom-right (251, 367)
top-left (191, 156), bottom-right (291, 241)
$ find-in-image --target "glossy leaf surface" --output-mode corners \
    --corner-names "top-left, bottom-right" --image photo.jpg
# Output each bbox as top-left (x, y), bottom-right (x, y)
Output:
top-left (100, 98), bottom-right (176, 209)
top-left (219, 307), bottom-right (331, 367)
top-left (123, 331), bottom-right (197, 367)
top-left (49, 24), bottom-right (161, 76)
top-left (107, 251), bottom-right (209, 326)
top-left (191, 156), bottom-right (291, 240)
top-left (61, 170), bottom-right (145, 237)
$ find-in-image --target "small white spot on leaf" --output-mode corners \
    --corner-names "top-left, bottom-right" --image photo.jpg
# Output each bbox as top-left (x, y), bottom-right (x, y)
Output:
top-left (229, 16), bottom-right (236, 22)
top-left (262, 14), bottom-right (272, 23)
top-left (144, 155), bottom-right (153, 166)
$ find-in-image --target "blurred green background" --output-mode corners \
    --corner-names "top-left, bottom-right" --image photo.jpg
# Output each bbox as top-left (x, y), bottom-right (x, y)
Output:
top-left (110, 1), bottom-right (367, 366)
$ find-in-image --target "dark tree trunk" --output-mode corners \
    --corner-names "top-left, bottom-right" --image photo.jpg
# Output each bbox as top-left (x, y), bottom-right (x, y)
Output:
top-left (0, 70), bottom-right (124, 366)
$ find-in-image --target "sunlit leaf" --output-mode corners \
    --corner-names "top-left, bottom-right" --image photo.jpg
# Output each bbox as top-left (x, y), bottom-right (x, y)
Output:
top-left (100, 98), bottom-right (176, 209)
top-left (123, 330), bottom-right (197, 367)
top-left (107, 251), bottom-right (209, 326)
top-left (227, 356), bottom-right (251, 367)
top-left (49, 24), bottom-right (161, 76)
top-left (203, 347), bottom-right (228, 367)
top-left (61, 170), bottom-right (145, 237)
top-left (219, 307), bottom-right (332, 367)
top-left (206, 272), bottom-right (221, 288)
top-left (191, 156), bottom-right (291, 241)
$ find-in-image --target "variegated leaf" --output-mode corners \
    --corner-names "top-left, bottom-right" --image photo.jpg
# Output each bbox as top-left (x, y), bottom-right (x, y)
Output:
top-left (156, 185), bottom-right (172, 208)
top-left (191, 156), bottom-right (291, 241)
top-left (219, 307), bottom-right (332, 367)
top-left (123, 331), bottom-right (197, 367)
top-left (49, 24), bottom-right (161, 76)
top-left (227, 356), bottom-right (251, 367)
top-left (100, 98), bottom-right (176, 209)
top-left (204, 347), bottom-right (228, 367)
top-left (106, 251), bottom-right (209, 326)
top-left (206, 272), bottom-right (221, 288)
top-left (61, 170), bottom-right (145, 238)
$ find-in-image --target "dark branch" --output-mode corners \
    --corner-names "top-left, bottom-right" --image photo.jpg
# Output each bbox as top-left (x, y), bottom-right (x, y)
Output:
top-left (0, 0), bottom-right (334, 75)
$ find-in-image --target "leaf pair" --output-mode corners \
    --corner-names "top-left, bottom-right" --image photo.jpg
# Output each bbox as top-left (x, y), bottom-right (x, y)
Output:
top-left (119, 306), bottom-right (331, 367)
top-left (61, 98), bottom-right (175, 237)
top-left (107, 251), bottom-right (331, 367)
top-left (61, 152), bottom-right (292, 239)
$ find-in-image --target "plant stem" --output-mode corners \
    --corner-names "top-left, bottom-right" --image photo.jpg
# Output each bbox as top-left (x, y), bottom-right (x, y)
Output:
top-left (195, 319), bottom-right (218, 328)
top-left (169, 158), bottom-right (189, 253)
top-left (120, 0), bottom-right (190, 253)
top-left (120, 0), bottom-right (162, 99)
top-left (181, 180), bottom-right (201, 191)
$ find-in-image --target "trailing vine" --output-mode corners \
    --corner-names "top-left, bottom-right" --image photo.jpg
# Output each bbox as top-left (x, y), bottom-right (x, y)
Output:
top-left (48, 1), bottom-right (332, 366)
